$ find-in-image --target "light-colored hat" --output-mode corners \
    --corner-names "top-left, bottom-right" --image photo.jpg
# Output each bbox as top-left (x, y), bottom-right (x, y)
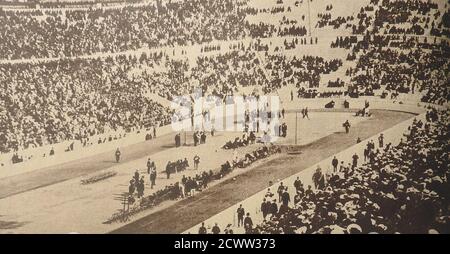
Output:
top-left (347, 224), bottom-right (362, 234)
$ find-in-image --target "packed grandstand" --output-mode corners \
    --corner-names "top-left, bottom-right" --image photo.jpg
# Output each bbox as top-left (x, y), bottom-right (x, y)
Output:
top-left (0, 0), bottom-right (448, 234)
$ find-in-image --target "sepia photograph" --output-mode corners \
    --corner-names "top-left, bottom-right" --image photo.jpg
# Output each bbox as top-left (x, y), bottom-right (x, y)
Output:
top-left (0, 0), bottom-right (448, 243)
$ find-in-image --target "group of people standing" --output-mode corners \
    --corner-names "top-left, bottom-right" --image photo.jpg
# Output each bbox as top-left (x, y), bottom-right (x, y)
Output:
top-left (193, 131), bottom-right (207, 146)
top-left (236, 205), bottom-right (254, 233)
top-left (147, 158), bottom-right (157, 189)
top-left (165, 158), bottom-right (190, 179)
top-left (127, 153), bottom-right (204, 201)
top-left (277, 123), bottom-right (288, 137)
top-left (128, 170), bottom-right (145, 200)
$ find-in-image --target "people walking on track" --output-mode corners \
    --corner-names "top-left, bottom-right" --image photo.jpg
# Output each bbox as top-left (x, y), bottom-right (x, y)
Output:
top-left (115, 148), bottom-right (121, 163)
top-left (343, 120), bottom-right (351, 133)
top-left (150, 168), bottom-right (157, 189)
top-left (175, 133), bottom-right (181, 147)
top-left (193, 155), bottom-right (200, 170)
top-left (237, 204), bottom-right (245, 227)
top-left (378, 133), bottom-right (384, 148)
top-left (166, 161), bottom-right (172, 179)
top-left (332, 156), bottom-right (339, 172)
top-left (147, 158), bottom-right (157, 189)
top-left (301, 107), bottom-right (310, 119)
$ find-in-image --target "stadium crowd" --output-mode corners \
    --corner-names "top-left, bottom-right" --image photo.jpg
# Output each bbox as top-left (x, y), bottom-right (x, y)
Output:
top-left (249, 109), bottom-right (449, 234)
top-left (3, 0), bottom-right (447, 157)
top-left (0, 52), bottom-right (174, 154)
top-left (339, 0), bottom-right (450, 104)
top-left (0, 0), bottom-right (311, 60)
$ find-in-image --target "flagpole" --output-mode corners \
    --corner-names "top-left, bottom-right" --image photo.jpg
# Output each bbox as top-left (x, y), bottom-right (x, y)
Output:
top-left (295, 112), bottom-right (298, 145)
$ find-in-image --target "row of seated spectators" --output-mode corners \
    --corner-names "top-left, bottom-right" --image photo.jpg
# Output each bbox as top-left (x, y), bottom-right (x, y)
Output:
top-left (249, 108), bottom-right (449, 234)
top-left (190, 49), bottom-right (342, 97)
top-left (347, 34), bottom-right (449, 105)
top-left (330, 36), bottom-right (358, 49)
top-left (316, 12), bottom-right (354, 29)
top-left (222, 132), bottom-right (257, 150)
top-left (258, 5), bottom-right (290, 14)
top-left (0, 43), bottom-right (345, 154)
top-left (181, 171), bottom-right (215, 196)
top-left (112, 145), bottom-right (281, 223)
top-left (327, 78), bottom-right (344, 88)
top-left (0, 52), bottom-right (174, 154)
top-left (431, 10), bottom-right (450, 37)
top-left (373, 0), bottom-right (440, 36)
top-left (0, 0), bottom-right (311, 60)
top-left (343, 0), bottom-right (449, 104)
top-left (263, 54), bottom-right (342, 94)
top-left (297, 88), bottom-right (345, 99)
top-left (155, 145), bottom-right (280, 200)
top-left (220, 145), bottom-right (282, 176)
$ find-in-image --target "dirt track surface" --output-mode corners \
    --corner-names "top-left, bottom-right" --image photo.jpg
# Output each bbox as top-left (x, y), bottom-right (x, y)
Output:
top-left (111, 110), bottom-right (415, 234)
top-left (0, 133), bottom-right (177, 200)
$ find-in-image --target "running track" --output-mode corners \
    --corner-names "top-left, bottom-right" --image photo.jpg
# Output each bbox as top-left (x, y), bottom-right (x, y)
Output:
top-left (0, 133), bottom-right (178, 200)
top-left (111, 110), bottom-right (415, 233)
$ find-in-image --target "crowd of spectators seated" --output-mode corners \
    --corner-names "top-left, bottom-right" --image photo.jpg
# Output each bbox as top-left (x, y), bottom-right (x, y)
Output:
top-left (220, 145), bottom-right (281, 176)
top-left (327, 78), bottom-right (344, 88)
top-left (316, 12), bottom-right (354, 29)
top-left (2, 0), bottom-right (448, 161)
top-left (181, 171), bottom-right (215, 196)
top-left (110, 144), bottom-right (281, 223)
top-left (0, 40), bottom-right (345, 155)
top-left (330, 36), bottom-right (358, 49)
top-left (336, 0), bottom-right (450, 105)
top-left (250, 109), bottom-right (449, 234)
top-left (0, 0), bottom-right (313, 60)
top-left (222, 132), bottom-right (257, 150)
top-left (0, 52), bottom-right (174, 154)
top-left (189, 49), bottom-right (342, 97)
top-left (346, 34), bottom-right (449, 104)
top-left (297, 88), bottom-right (345, 99)
top-left (265, 54), bottom-right (342, 94)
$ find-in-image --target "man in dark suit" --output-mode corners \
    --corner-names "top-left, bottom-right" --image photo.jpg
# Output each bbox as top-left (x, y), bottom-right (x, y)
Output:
top-left (198, 222), bottom-right (207, 234)
top-left (281, 187), bottom-right (291, 206)
top-left (343, 120), bottom-right (351, 133)
top-left (244, 213), bottom-right (253, 233)
top-left (212, 223), bottom-right (221, 234)
top-left (282, 123), bottom-right (288, 137)
top-left (277, 182), bottom-right (285, 202)
top-left (352, 153), bottom-right (359, 169)
top-left (378, 133), bottom-right (384, 148)
top-left (166, 161), bottom-right (172, 179)
top-left (270, 199), bottom-right (278, 217)
top-left (236, 204), bottom-right (245, 227)
top-left (332, 156), bottom-right (339, 172)
top-left (150, 168), bottom-right (157, 189)
top-left (175, 133), bottom-right (180, 147)
top-left (261, 198), bottom-right (268, 220)
top-left (294, 177), bottom-right (302, 192)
